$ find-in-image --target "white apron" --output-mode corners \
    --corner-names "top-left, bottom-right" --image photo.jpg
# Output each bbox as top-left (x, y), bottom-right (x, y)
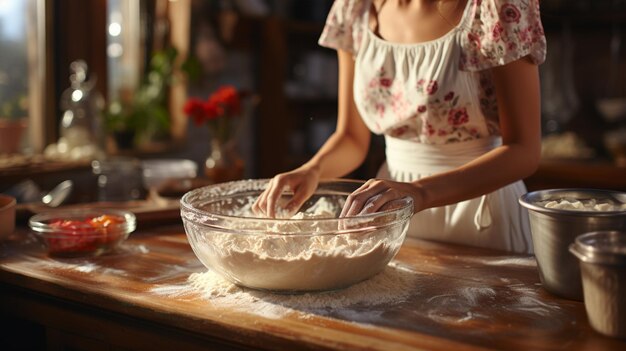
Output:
top-left (377, 135), bottom-right (533, 254)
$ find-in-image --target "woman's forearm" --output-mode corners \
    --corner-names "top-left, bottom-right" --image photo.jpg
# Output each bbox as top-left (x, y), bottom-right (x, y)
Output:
top-left (302, 129), bottom-right (370, 179)
top-left (415, 142), bottom-right (540, 211)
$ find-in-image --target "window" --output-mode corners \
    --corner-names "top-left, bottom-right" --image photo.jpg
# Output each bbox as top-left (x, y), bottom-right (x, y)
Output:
top-left (0, 0), bottom-right (47, 154)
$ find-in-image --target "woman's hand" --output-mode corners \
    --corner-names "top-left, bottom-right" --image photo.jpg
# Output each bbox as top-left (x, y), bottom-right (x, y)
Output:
top-left (252, 166), bottom-right (321, 218)
top-left (340, 178), bottom-right (425, 217)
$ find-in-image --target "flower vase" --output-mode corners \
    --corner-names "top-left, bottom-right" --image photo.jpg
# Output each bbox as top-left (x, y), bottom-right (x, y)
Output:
top-left (204, 138), bottom-right (244, 183)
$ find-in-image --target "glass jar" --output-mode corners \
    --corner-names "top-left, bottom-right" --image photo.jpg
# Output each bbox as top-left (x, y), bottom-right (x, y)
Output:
top-left (58, 60), bottom-right (105, 159)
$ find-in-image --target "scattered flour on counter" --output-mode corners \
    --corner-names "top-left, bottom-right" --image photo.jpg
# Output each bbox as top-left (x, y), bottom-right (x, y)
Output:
top-left (458, 287), bottom-right (497, 306)
top-left (74, 262), bottom-right (99, 273)
top-left (135, 244), bottom-right (150, 254)
top-left (504, 284), bottom-right (565, 318)
top-left (151, 262), bottom-right (418, 319)
top-left (24, 256), bottom-right (128, 276)
top-left (464, 256), bottom-right (537, 267)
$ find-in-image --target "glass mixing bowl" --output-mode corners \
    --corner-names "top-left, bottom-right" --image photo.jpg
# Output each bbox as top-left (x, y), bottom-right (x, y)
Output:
top-left (29, 209), bottom-right (136, 257)
top-left (180, 179), bottom-right (414, 293)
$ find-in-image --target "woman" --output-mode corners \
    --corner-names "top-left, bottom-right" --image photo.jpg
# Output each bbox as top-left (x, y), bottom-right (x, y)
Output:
top-left (254, 0), bottom-right (546, 254)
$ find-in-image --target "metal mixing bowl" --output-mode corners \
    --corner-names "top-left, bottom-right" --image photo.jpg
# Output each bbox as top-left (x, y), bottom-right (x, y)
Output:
top-left (570, 231), bottom-right (626, 338)
top-left (519, 189), bottom-right (626, 300)
top-left (180, 179), bottom-right (414, 293)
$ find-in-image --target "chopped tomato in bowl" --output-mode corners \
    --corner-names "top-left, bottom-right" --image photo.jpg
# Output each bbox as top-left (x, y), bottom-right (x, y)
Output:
top-left (29, 210), bottom-right (136, 257)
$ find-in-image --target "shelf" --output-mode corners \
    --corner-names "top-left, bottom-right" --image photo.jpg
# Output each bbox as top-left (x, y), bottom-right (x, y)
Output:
top-left (524, 159), bottom-right (626, 191)
top-left (282, 19), bottom-right (325, 35)
top-left (286, 95), bottom-right (337, 106)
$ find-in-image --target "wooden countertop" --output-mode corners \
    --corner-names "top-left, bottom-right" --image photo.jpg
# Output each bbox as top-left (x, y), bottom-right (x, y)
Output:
top-left (1, 225), bottom-right (624, 351)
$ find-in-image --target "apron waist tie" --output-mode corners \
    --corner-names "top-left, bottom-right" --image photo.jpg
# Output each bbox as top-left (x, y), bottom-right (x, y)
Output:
top-left (384, 136), bottom-right (502, 231)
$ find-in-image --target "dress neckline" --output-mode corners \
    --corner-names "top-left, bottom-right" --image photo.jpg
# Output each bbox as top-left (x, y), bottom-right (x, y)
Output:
top-left (364, 0), bottom-right (473, 48)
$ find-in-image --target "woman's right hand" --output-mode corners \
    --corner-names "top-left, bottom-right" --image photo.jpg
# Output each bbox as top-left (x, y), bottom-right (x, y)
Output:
top-left (252, 166), bottom-right (321, 218)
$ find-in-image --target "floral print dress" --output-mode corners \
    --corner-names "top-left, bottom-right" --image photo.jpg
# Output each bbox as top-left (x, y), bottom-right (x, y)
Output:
top-left (318, 0), bottom-right (546, 254)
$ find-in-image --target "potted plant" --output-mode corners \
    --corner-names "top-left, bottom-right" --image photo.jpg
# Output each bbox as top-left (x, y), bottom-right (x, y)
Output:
top-left (104, 48), bottom-right (178, 150)
top-left (0, 95), bottom-right (28, 154)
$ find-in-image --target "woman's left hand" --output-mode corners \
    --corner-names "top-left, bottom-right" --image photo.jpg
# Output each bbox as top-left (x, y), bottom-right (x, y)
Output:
top-left (340, 178), bottom-right (425, 217)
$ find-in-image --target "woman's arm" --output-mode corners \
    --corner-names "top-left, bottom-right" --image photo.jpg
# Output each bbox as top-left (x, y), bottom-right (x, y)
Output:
top-left (253, 49), bottom-right (371, 217)
top-left (342, 56), bottom-right (542, 216)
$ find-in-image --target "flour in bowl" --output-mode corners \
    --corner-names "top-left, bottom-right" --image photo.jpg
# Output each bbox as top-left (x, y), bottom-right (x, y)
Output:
top-left (194, 228), bottom-right (403, 292)
top-left (186, 197), bottom-right (408, 292)
top-left (540, 198), bottom-right (626, 211)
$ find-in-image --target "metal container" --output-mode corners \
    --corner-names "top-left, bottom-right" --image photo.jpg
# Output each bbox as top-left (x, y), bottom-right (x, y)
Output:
top-left (570, 231), bottom-right (626, 338)
top-left (519, 189), bottom-right (626, 300)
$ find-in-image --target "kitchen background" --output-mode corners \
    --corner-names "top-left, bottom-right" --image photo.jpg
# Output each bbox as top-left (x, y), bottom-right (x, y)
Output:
top-left (0, 0), bottom-right (625, 200)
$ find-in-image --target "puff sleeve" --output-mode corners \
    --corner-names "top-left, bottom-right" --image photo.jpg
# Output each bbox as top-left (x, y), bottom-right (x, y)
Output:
top-left (318, 0), bottom-right (367, 55)
top-left (460, 0), bottom-right (547, 71)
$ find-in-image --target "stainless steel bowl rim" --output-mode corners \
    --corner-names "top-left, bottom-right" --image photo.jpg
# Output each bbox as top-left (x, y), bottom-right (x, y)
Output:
top-left (180, 179), bottom-right (415, 228)
top-left (519, 188), bottom-right (626, 216)
top-left (569, 231), bottom-right (626, 265)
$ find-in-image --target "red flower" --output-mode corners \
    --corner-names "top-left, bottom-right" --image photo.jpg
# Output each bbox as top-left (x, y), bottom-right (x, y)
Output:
top-left (467, 32), bottom-right (481, 49)
top-left (448, 107), bottom-right (469, 126)
top-left (501, 4), bottom-right (521, 23)
top-left (184, 85), bottom-right (242, 125)
top-left (417, 105), bottom-right (427, 113)
top-left (444, 91), bottom-right (455, 101)
top-left (208, 85), bottom-right (241, 117)
top-left (183, 98), bottom-right (208, 126)
top-left (183, 85), bottom-right (246, 142)
top-left (507, 41), bottom-right (517, 51)
top-left (391, 125), bottom-right (408, 137)
top-left (423, 123), bottom-right (435, 136)
top-left (426, 80), bottom-right (438, 95)
top-left (492, 22), bottom-right (504, 41)
top-left (203, 100), bottom-right (222, 120)
top-left (380, 78), bottom-right (392, 88)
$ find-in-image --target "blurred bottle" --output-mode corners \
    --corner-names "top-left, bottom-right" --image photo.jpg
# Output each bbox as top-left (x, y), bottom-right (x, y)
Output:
top-left (57, 60), bottom-right (106, 160)
top-left (92, 157), bottom-right (145, 202)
